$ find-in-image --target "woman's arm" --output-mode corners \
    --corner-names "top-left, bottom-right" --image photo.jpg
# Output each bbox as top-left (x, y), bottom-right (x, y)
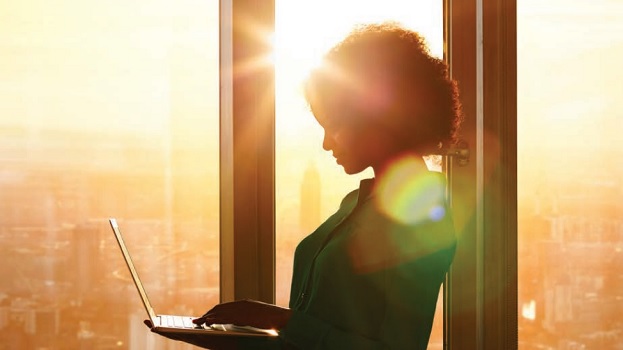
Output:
top-left (193, 299), bottom-right (292, 330)
top-left (147, 300), bottom-right (290, 350)
top-left (279, 247), bottom-right (453, 350)
top-left (280, 205), bottom-right (456, 350)
top-left (280, 309), bottom-right (386, 350)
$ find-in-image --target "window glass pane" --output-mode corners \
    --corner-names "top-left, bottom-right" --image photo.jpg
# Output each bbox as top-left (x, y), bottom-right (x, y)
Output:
top-left (274, 1), bottom-right (444, 348)
top-left (0, 1), bottom-right (219, 349)
top-left (518, 1), bottom-right (623, 348)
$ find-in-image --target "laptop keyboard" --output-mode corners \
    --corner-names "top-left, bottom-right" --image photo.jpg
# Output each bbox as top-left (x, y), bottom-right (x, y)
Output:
top-left (160, 315), bottom-right (196, 329)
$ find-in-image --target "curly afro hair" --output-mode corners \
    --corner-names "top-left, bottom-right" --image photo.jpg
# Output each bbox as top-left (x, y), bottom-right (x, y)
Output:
top-left (304, 22), bottom-right (463, 154)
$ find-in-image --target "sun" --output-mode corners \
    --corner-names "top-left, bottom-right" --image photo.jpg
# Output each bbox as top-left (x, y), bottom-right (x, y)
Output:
top-left (273, 1), bottom-right (444, 96)
top-left (273, 16), bottom-right (335, 96)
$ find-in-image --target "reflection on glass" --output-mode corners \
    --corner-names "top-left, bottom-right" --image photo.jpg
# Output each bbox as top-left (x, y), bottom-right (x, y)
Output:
top-left (274, 1), bottom-right (444, 348)
top-left (0, 1), bottom-right (219, 349)
top-left (518, 1), bottom-right (623, 348)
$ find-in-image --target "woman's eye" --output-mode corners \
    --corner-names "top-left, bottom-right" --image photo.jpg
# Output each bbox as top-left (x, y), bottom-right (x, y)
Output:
top-left (322, 121), bottom-right (338, 132)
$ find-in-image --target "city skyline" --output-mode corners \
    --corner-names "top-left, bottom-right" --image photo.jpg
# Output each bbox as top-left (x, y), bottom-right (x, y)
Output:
top-left (1, 0), bottom-right (622, 348)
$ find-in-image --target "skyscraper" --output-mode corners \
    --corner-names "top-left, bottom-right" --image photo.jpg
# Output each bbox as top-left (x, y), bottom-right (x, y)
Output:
top-left (300, 162), bottom-right (321, 233)
top-left (71, 221), bottom-right (104, 301)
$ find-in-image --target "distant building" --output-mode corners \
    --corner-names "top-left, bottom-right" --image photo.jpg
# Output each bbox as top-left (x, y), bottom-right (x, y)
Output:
top-left (0, 298), bottom-right (61, 348)
top-left (72, 222), bottom-right (105, 301)
top-left (300, 163), bottom-right (321, 233)
top-left (534, 179), bottom-right (623, 344)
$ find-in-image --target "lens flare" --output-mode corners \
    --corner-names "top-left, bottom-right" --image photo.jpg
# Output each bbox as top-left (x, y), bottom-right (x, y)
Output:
top-left (375, 155), bottom-right (446, 225)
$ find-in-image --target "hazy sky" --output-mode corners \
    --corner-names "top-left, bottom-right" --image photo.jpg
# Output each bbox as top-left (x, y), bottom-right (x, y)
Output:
top-left (0, 0), bottom-right (219, 135)
top-left (0, 0), bottom-right (620, 175)
top-left (0, 0), bottom-right (443, 135)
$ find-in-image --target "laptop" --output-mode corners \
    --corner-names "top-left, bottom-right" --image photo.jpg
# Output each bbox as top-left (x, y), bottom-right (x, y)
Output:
top-left (108, 218), bottom-right (278, 337)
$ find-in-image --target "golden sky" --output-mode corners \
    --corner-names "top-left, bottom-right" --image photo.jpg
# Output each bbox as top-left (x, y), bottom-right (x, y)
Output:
top-left (0, 0), bottom-right (620, 173)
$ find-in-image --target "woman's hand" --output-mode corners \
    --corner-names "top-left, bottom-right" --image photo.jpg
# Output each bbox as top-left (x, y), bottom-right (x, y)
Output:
top-left (193, 299), bottom-right (292, 330)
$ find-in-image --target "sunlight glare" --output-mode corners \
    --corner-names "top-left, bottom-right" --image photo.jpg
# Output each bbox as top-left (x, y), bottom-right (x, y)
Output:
top-left (375, 155), bottom-right (446, 226)
top-left (274, 0), bottom-right (443, 135)
top-left (521, 300), bottom-right (537, 321)
top-left (234, 21), bottom-right (276, 77)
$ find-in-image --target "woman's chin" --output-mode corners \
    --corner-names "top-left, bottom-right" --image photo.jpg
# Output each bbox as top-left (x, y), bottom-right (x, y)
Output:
top-left (340, 164), bottom-right (367, 175)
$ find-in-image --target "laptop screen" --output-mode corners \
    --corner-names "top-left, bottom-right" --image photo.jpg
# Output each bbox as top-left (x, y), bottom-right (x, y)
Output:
top-left (109, 218), bottom-right (158, 322)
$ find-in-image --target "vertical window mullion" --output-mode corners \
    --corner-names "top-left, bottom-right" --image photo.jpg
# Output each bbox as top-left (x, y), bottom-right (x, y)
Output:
top-left (219, 0), bottom-right (276, 303)
top-left (219, 0), bottom-right (235, 303)
top-left (446, 0), bottom-right (480, 347)
top-left (481, 0), bottom-right (517, 348)
top-left (446, 0), bottom-right (517, 348)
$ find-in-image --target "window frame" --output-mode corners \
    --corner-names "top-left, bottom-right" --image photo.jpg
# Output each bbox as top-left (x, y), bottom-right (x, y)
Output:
top-left (219, 0), bottom-right (518, 348)
top-left (445, 0), bottom-right (518, 348)
top-left (219, 0), bottom-right (276, 303)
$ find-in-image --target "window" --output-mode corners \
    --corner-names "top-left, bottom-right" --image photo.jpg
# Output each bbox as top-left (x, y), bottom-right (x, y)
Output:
top-left (273, 1), bottom-right (445, 348)
top-left (0, 0), bottom-right (525, 348)
top-left (0, 1), bottom-right (219, 348)
top-left (223, 1), bottom-right (519, 348)
top-left (518, 1), bottom-right (623, 348)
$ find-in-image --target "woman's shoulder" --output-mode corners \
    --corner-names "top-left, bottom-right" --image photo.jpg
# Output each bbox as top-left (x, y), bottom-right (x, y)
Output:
top-left (338, 178), bottom-right (374, 209)
top-left (340, 189), bottom-right (360, 208)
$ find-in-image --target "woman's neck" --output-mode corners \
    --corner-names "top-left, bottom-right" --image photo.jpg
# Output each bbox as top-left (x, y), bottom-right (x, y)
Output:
top-left (372, 151), bottom-right (428, 180)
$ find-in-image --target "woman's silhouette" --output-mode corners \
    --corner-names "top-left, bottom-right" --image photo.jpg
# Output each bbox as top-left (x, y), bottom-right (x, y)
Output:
top-left (153, 21), bottom-right (463, 350)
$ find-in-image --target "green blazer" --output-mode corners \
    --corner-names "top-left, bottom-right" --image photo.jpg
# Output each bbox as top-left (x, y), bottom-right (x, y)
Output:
top-left (280, 175), bottom-right (456, 350)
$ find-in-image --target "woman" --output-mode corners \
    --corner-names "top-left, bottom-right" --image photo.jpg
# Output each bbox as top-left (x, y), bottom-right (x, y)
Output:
top-left (160, 22), bottom-right (463, 350)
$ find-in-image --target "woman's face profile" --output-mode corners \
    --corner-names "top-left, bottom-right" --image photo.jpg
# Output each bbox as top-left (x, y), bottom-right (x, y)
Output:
top-left (314, 103), bottom-right (399, 175)
top-left (319, 116), bottom-right (369, 175)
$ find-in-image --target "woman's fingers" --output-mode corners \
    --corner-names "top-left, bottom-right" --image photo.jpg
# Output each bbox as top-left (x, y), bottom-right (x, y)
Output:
top-left (193, 307), bottom-right (235, 325)
top-left (191, 300), bottom-right (290, 329)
